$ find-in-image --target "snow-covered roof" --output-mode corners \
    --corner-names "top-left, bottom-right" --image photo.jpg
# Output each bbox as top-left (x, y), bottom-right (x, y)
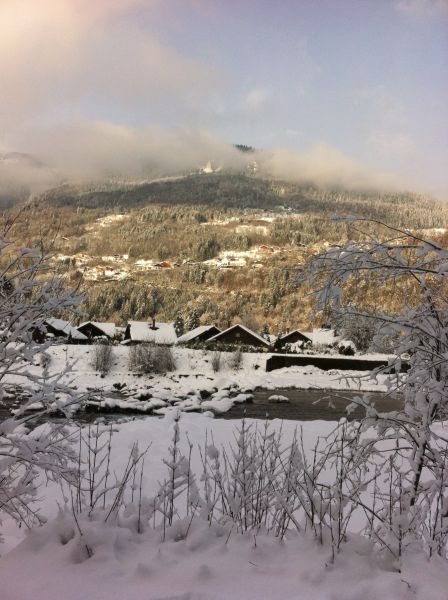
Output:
top-left (279, 330), bottom-right (312, 342)
top-left (207, 324), bottom-right (271, 347)
top-left (44, 318), bottom-right (87, 341)
top-left (78, 321), bottom-right (117, 337)
top-left (126, 321), bottom-right (177, 345)
top-left (311, 328), bottom-right (338, 346)
top-left (177, 325), bottom-right (220, 344)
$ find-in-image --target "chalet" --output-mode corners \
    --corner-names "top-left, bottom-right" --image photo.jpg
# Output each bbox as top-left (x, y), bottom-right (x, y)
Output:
top-left (43, 318), bottom-right (87, 343)
top-left (77, 321), bottom-right (117, 340)
top-left (123, 320), bottom-right (177, 345)
top-left (177, 325), bottom-right (221, 345)
top-left (206, 324), bottom-right (271, 350)
top-left (276, 330), bottom-right (312, 349)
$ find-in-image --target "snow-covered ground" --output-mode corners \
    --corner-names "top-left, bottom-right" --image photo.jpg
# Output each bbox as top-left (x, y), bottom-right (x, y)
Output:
top-left (1, 414), bottom-right (447, 600)
top-left (203, 247), bottom-right (282, 268)
top-left (3, 344), bottom-right (437, 600)
top-left (5, 344), bottom-right (392, 417)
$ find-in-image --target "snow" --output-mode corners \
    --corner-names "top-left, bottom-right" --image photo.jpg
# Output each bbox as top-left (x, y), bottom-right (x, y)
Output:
top-left (201, 392), bottom-right (253, 414)
top-left (1, 414), bottom-right (447, 599)
top-left (96, 214), bottom-right (126, 227)
top-left (267, 394), bottom-right (289, 403)
top-left (3, 521), bottom-right (446, 599)
top-left (203, 246), bottom-right (281, 268)
top-left (200, 160), bottom-right (215, 173)
top-left (235, 224), bottom-right (270, 235)
top-left (125, 321), bottom-right (177, 345)
top-left (101, 254), bottom-right (129, 263)
top-left (312, 328), bottom-right (338, 346)
top-left (134, 258), bottom-right (158, 270)
top-left (84, 266), bottom-right (131, 281)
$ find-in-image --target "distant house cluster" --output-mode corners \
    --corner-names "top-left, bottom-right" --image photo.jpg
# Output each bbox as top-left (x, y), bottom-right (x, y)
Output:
top-left (33, 318), bottom-right (337, 353)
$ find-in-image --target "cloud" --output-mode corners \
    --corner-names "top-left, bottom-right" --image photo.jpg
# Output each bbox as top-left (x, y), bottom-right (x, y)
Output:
top-left (12, 122), bottom-right (247, 182)
top-left (0, 0), bottom-right (222, 131)
top-left (256, 143), bottom-right (400, 191)
top-left (0, 0), bottom-right (420, 197)
top-left (395, 0), bottom-right (448, 18)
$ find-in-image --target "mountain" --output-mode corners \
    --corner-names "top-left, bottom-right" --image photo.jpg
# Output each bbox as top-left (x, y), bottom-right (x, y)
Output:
top-left (36, 172), bottom-right (448, 230)
top-left (0, 152), bottom-right (43, 168)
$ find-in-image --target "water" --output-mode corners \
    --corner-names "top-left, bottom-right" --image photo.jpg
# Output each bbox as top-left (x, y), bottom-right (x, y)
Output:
top-left (0, 387), bottom-right (402, 424)
top-left (222, 388), bottom-right (402, 421)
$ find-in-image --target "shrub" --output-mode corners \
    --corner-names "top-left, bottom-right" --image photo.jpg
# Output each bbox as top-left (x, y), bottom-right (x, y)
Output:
top-left (129, 344), bottom-right (150, 373)
top-left (337, 340), bottom-right (356, 356)
top-left (154, 345), bottom-right (176, 373)
top-left (229, 348), bottom-right (243, 370)
top-left (128, 343), bottom-right (175, 374)
top-left (211, 351), bottom-right (222, 372)
top-left (40, 352), bottom-right (52, 368)
top-left (91, 343), bottom-right (113, 373)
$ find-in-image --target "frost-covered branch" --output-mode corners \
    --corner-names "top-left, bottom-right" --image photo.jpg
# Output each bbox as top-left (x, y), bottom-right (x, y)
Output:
top-left (0, 230), bottom-right (84, 533)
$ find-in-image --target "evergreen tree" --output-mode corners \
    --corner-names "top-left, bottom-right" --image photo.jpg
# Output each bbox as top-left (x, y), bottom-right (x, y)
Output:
top-left (148, 287), bottom-right (163, 326)
top-left (261, 323), bottom-right (270, 340)
top-left (174, 312), bottom-right (185, 337)
top-left (188, 309), bottom-right (200, 331)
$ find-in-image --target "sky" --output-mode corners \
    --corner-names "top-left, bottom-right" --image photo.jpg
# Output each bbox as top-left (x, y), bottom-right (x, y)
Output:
top-left (0, 0), bottom-right (447, 197)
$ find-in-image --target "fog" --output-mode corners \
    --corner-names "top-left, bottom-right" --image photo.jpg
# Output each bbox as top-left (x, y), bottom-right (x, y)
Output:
top-left (0, 122), bottom-right (402, 200)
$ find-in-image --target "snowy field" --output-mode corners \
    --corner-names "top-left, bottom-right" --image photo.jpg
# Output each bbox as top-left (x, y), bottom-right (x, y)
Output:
top-left (1, 414), bottom-right (448, 600)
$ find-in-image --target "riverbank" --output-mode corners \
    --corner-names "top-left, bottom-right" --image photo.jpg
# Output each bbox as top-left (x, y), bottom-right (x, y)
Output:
top-left (2, 344), bottom-right (395, 419)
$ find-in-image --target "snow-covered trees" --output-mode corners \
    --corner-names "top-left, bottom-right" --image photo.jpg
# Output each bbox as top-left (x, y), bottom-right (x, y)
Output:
top-left (173, 312), bottom-right (185, 337)
top-left (188, 309), bottom-right (200, 331)
top-left (339, 311), bottom-right (376, 352)
top-left (0, 231), bottom-right (82, 530)
top-left (306, 218), bottom-right (448, 558)
top-left (147, 287), bottom-right (163, 325)
top-left (261, 323), bottom-right (270, 341)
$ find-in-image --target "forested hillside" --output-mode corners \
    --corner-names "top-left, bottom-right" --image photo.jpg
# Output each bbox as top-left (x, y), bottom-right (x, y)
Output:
top-left (3, 173), bottom-right (447, 333)
top-left (39, 173), bottom-right (447, 228)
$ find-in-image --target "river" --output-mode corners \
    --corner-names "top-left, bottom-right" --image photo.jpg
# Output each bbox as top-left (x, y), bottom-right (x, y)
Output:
top-left (222, 388), bottom-right (402, 421)
top-left (0, 387), bottom-right (402, 424)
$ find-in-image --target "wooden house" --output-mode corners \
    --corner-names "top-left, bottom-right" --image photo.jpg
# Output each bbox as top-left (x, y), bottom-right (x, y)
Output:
top-left (43, 318), bottom-right (87, 343)
top-left (176, 325), bottom-right (221, 345)
top-left (123, 321), bottom-right (177, 345)
top-left (77, 321), bottom-right (117, 340)
top-left (276, 330), bottom-right (312, 350)
top-left (206, 324), bottom-right (271, 349)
